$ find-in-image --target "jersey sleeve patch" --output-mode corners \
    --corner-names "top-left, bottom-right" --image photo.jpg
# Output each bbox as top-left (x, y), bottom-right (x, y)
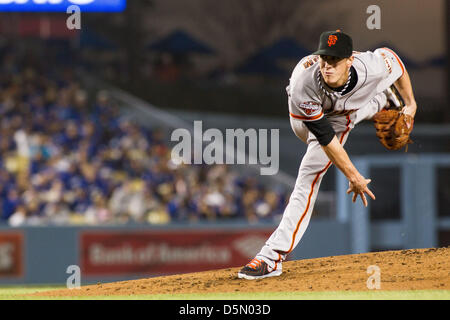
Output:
top-left (299, 101), bottom-right (321, 116)
top-left (291, 101), bottom-right (323, 121)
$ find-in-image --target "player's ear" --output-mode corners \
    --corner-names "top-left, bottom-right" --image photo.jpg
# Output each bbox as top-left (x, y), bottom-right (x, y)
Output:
top-left (346, 56), bottom-right (354, 67)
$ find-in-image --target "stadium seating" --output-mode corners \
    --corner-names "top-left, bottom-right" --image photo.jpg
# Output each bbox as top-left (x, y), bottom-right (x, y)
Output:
top-left (0, 43), bottom-right (288, 226)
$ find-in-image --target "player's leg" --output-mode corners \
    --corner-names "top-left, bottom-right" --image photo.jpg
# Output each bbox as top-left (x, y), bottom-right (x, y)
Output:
top-left (238, 127), bottom-right (351, 279)
top-left (354, 85), bottom-right (404, 125)
top-left (354, 91), bottom-right (387, 125)
top-left (289, 117), bottom-right (309, 144)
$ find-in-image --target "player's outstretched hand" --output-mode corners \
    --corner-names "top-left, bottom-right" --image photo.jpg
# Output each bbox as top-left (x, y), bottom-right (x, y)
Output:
top-left (346, 177), bottom-right (376, 207)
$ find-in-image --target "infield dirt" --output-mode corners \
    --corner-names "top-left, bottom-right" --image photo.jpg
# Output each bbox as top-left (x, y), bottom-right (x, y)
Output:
top-left (35, 247), bottom-right (450, 297)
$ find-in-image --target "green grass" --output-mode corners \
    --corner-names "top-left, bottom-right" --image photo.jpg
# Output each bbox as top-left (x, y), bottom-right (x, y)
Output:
top-left (1, 287), bottom-right (449, 300)
top-left (0, 286), bottom-right (63, 300)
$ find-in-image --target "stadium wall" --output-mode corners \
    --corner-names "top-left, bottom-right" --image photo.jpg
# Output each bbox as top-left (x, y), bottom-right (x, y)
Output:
top-left (0, 221), bottom-right (350, 285)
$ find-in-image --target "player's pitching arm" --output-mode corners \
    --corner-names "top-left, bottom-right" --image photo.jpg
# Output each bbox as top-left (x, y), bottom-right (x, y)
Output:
top-left (322, 136), bottom-right (375, 207)
top-left (303, 117), bottom-right (375, 207)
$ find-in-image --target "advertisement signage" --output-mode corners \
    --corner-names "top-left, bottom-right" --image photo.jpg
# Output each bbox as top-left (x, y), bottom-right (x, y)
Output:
top-left (0, 0), bottom-right (126, 12)
top-left (81, 229), bottom-right (274, 276)
top-left (0, 232), bottom-right (24, 278)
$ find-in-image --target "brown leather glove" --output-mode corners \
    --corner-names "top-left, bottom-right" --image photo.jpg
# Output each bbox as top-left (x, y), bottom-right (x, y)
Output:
top-left (373, 109), bottom-right (414, 151)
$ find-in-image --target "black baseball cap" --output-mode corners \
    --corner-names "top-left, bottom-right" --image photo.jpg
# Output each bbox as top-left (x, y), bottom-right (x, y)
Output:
top-left (312, 30), bottom-right (353, 58)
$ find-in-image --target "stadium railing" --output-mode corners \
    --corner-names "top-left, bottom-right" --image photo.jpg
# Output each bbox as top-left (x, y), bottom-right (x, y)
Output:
top-left (337, 154), bottom-right (450, 253)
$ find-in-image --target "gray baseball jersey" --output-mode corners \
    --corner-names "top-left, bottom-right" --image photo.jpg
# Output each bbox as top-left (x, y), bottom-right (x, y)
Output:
top-left (255, 48), bottom-right (405, 271)
top-left (287, 48), bottom-right (404, 122)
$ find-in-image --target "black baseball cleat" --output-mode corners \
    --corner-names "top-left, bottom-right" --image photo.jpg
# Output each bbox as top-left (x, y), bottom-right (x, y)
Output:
top-left (237, 258), bottom-right (282, 280)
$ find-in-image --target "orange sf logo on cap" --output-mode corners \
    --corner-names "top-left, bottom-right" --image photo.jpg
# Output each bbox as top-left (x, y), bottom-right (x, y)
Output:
top-left (328, 35), bottom-right (338, 47)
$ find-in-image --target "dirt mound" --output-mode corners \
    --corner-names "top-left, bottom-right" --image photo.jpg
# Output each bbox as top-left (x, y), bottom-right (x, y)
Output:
top-left (35, 247), bottom-right (450, 297)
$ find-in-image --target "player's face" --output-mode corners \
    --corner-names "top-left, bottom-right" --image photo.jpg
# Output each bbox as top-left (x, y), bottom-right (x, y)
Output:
top-left (319, 55), bottom-right (354, 88)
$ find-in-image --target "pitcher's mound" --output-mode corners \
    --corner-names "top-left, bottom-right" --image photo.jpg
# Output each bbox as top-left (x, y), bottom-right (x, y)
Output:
top-left (36, 247), bottom-right (450, 297)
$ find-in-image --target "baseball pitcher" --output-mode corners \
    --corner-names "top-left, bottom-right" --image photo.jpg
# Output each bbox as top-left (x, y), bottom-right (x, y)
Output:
top-left (238, 30), bottom-right (416, 279)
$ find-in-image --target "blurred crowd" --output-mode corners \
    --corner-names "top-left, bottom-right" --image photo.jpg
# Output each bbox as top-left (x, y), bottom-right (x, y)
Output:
top-left (0, 44), bottom-right (288, 226)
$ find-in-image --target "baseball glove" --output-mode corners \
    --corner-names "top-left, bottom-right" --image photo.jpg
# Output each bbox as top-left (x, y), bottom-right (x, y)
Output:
top-left (373, 109), bottom-right (414, 151)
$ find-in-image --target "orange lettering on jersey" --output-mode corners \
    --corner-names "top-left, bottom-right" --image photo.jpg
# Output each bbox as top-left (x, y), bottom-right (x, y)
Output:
top-left (328, 35), bottom-right (338, 47)
top-left (380, 52), bottom-right (392, 74)
top-left (301, 55), bottom-right (319, 69)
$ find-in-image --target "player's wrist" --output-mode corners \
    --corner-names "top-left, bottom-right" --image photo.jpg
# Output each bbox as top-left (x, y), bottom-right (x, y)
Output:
top-left (348, 172), bottom-right (364, 186)
top-left (403, 103), bottom-right (417, 118)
